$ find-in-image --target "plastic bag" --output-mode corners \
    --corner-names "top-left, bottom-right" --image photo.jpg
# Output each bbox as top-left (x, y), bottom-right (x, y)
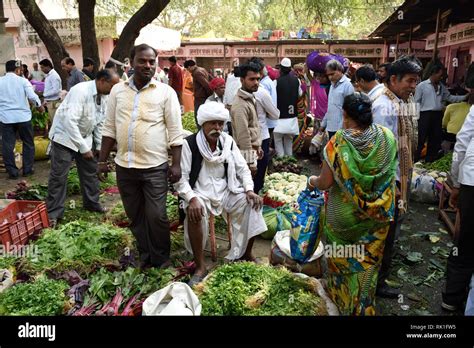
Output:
top-left (142, 282), bottom-right (201, 316)
top-left (0, 269), bottom-right (14, 293)
top-left (261, 206), bottom-right (292, 240)
top-left (270, 230), bottom-right (324, 277)
top-left (289, 189), bottom-right (325, 263)
top-left (411, 173), bottom-right (438, 203)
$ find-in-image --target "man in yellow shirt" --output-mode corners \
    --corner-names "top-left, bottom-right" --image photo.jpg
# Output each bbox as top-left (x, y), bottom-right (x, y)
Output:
top-left (98, 44), bottom-right (183, 269)
top-left (442, 92), bottom-right (473, 143)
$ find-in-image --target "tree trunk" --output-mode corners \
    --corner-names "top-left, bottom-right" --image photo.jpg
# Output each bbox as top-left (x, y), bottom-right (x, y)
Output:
top-left (78, 0), bottom-right (100, 73)
top-left (110, 0), bottom-right (170, 65)
top-left (16, 0), bottom-right (69, 88)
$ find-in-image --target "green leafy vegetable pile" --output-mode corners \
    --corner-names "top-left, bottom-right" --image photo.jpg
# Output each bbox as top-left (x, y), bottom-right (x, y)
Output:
top-left (5, 181), bottom-right (48, 200)
top-left (0, 275), bottom-right (69, 315)
top-left (86, 267), bottom-right (175, 305)
top-left (0, 256), bottom-right (16, 271)
top-left (182, 111), bottom-right (197, 133)
top-left (31, 108), bottom-right (49, 130)
top-left (195, 262), bottom-right (327, 316)
top-left (19, 221), bottom-right (134, 276)
top-left (167, 193), bottom-right (179, 223)
top-left (422, 153), bottom-right (453, 173)
top-left (67, 167), bottom-right (117, 195)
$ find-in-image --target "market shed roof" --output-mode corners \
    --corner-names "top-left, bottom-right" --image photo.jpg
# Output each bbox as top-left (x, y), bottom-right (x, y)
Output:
top-left (369, 0), bottom-right (474, 41)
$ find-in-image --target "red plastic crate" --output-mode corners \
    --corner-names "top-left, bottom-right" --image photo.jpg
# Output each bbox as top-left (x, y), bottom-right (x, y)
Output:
top-left (0, 200), bottom-right (49, 247)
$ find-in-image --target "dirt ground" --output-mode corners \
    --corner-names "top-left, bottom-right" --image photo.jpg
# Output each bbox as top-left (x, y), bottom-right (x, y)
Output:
top-left (0, 156), bottom-right (461, 316)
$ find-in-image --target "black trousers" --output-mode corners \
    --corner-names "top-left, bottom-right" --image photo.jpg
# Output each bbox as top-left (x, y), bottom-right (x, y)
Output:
top-left (378, 179), bottom-right (408, 288)
top-left (254, 138), bottom-right (270, 194)
top-left (378, 202), bottom-right (405, 287)
top-left (1, 121), bottom-right (35, 177)
top-left (46, 142), bottom-right (102, 219)
top-left (442, 184), bottom-right (474, 307)
top-left (116, 163), bottom-right (170, 267)
top-left (416, 110), bottom-right (443, 163)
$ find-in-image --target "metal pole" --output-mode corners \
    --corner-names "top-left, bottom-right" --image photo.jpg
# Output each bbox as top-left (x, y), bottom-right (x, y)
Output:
top-left (433, 8), bottom-right (441, 59)
top-left (408, 24), bottom-right (413, 55)
top-left (395, 33), bottom-right (400, 60)
top-left (384, 39), bottom-right (389, 62)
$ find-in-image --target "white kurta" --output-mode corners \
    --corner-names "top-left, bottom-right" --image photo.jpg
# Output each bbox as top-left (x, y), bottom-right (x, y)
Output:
top-left (174, 137), bottom-right (267, 259)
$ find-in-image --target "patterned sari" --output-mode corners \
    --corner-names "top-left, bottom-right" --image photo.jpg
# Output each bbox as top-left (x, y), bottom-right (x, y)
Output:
top-left (293, 75), bottom-right (309, 153)
top-left (322, 124), bottom-right (397, 315)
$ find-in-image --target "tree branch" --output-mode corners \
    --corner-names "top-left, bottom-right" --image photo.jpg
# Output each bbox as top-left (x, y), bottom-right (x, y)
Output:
top-left (110, 0), bottom-right (170, 63)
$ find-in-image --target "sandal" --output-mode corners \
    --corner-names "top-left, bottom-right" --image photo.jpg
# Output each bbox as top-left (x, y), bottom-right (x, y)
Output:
top-left (187, 271), bottom-right (208, 287)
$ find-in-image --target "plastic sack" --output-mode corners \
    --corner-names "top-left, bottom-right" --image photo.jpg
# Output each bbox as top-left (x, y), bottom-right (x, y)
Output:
top-left (289, 189), bottom-right (325, 263)
top-left (142, 282), bottom-right (201, 316)
top-left (270, 230), bottom-right (324, 277)
top-left (261, 206), bottom-right (292, 240)
top-left (30, 80), bottom-right (45, 93)
top-left (309, 131), bottom-right (325, 155)
top-left (0, 269), bottom-right (14, 293)
top-left (15, 137), bottom-right (50, 160)
top-left (411, 173), bottom-right (438, 203)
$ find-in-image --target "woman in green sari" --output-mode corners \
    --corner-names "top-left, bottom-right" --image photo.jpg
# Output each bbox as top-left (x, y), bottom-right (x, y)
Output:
top-left (308, 92), bottom-right (398, 315)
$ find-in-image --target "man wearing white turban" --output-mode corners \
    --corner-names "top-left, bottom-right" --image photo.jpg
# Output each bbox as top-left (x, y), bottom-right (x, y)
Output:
top-left (174, 101), bottom-right (267, 285)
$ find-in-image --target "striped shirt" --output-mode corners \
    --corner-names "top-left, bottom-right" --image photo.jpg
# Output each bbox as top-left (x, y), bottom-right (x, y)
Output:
top-left (102, 77), bottom-right (183, 169)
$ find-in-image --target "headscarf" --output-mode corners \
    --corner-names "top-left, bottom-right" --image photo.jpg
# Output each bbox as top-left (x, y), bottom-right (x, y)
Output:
top-left (209, 77), bottom-right (225, 91)
top-left (197, 101), bottom-right (229, 126)
top-left (267, 65), bottom-right (279, 80)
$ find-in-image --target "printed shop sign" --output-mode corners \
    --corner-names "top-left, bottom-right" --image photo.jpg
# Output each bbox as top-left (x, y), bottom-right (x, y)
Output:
top-left (280, 44), bottom-right (329, 57)
top-left (231, 45), bottom-right (278, 57)
top-left (330, 44), bottom-right (384, 58)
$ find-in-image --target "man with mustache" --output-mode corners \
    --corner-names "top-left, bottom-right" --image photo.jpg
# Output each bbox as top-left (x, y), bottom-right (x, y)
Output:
top-left (175, 101), bottom-right (267, 286)
top-left (98, 44), bottom-right (183, 270)
top-left (372, 56), bottom-right (422, 298)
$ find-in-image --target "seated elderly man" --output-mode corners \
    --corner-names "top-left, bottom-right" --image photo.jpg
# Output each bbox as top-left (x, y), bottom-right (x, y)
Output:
top-left (175, 101), bottom-right (267, 285)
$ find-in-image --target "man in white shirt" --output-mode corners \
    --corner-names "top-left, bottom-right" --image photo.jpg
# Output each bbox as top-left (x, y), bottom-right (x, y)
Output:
top-left (175, 101), bottom-right (266, 285)
top-left (39, 59), bottom-right (62, 120)
top-left (320, 59), bottom-right (355, 139)
top-left (372, 56), bottom-right (422, 299)
top-left (251, 58), bottom-right (278, 153)
top-left (442, 105), bottom-right (474, 312)
top-left (223, 67), bottom-right (242, 109)
top-left (0, 60), bottom-right (44, 179)
top-left (355, 65), bottom-right (384, 101)
top-left (30, 62), bottom-right (45, 82)
top-left (414, 63), bottom-right (468, 163)
top-left (46, 69), bottom-right (120, 226)
top-left (206, 77), bottom-right (230, 133)
top-left (249, 57), bottom-right (280, 193)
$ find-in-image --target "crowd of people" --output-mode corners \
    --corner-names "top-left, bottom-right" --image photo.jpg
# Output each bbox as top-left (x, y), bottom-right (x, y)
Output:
top-left (0, 42), bottom-right (473, 316)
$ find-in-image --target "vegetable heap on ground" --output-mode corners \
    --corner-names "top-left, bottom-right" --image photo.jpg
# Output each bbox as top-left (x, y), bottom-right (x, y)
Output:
top-left (19, 221), bottom-right (134, 276)
top-left (194, 262), bottom-right (327, 316)
top-left (5, 181), bottom-right (48, 200)
top-left (269, 156), bottom-right (303, 174)
top-left (0, 275), bottom-right (69, 316)
top-left (67, 167), bottom-right (117, 195)
top-left (421, 153), bottom-right (453, 173)
top-left (262, 172), bottom-right (308, 205)
top-left (166, 193), bottom-right (179, 223)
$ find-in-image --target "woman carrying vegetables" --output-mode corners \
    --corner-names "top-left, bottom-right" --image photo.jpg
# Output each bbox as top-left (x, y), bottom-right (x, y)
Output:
top-left (308, 93), bottom-right (398, 315)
